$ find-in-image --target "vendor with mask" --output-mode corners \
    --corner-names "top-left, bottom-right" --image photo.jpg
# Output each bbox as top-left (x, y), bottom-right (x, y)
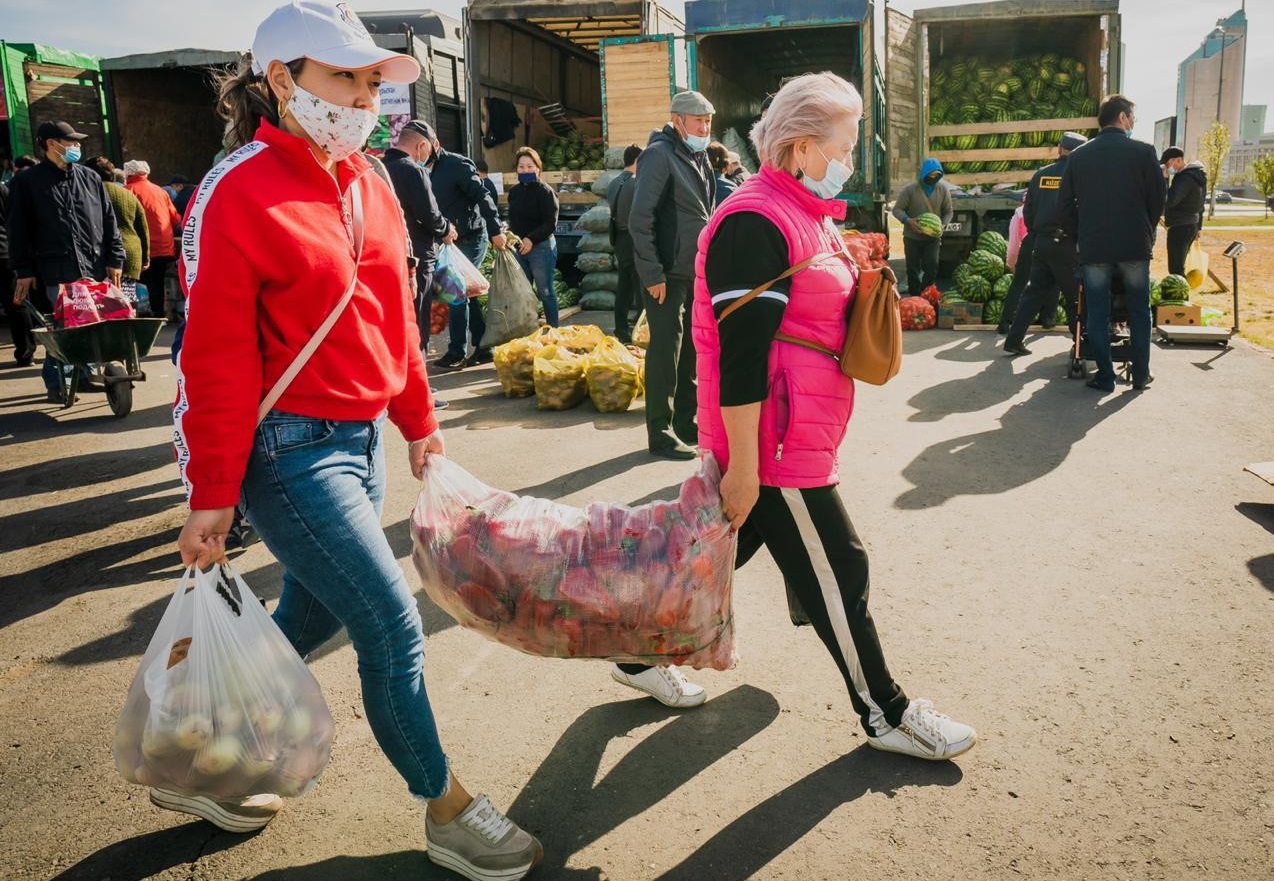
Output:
top-left (891, 158), bottom-right (953, 296)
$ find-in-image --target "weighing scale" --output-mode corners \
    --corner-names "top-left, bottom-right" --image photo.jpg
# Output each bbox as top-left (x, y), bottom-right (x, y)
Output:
top-left (1157, 240), bottom-right (1245, 347)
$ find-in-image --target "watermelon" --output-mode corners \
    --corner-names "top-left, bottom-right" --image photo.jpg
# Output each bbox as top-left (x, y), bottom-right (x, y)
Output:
top-left (960, 274), bottom-right (993, 304)
top-left (993, 275), bottom-right (1013, 300)
top-left (953, 263), bottom-right (974, 288)
top-left (1149, 278), bottom-right (1162, 306)
top-left (915, 213), bottom-right (944, 238)
top-left (955, 134), bottom-right (978, 150)
top-left (900, 296), bottom-right (937, 331)
top-left (977, 231), bottom-right (1009, 260)
top-left (982, 299), bottom-right (1004, 326)
top-left (1053, 303), bottom-right (1068, 326)
top-left (967, 249), bottom-right (1007, 281)
top-left (1159, 274), bottom-right (1190, 303)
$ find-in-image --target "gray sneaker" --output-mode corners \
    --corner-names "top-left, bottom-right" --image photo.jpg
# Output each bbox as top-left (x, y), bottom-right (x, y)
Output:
top-left (426, 793), bottom-right (543, 881)
top-left (149, 787), bottom-right (282, 832)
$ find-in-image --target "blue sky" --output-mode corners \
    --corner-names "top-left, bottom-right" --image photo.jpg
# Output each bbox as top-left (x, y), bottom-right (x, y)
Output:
top-left (1, 0), bottom-right (1269, 140)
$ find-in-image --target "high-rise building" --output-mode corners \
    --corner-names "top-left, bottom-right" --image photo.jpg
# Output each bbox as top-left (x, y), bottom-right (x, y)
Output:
top-left (1154, 117), bottom-right (1177, 156)
top-left (1176, 6), bottom-right (1247, 161)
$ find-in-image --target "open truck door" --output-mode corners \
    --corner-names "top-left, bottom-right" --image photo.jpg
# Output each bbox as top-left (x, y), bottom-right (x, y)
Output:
top-left (885, 6), bottom-right (920, 201)
top-left (600, 34), bottom-right (689, 150)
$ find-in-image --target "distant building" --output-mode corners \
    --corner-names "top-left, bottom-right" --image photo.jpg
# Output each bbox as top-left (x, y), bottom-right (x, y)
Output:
top-left (1154, 117), bottom-right (1177, 156)
top-left (1225, 132), bottom-right (1274, 188)
top-left (1176, 7), bottom-right (1247, 161)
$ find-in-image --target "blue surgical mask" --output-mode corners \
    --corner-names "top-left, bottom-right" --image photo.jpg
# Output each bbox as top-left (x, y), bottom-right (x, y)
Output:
top-left (63, 143), bottom-right (82, 164)
top-left (517, 172), bottom-right (538, 185)
top-left (685, 133), bottom-right (711, 153)
top-left (802, 143), bottom-right (853, 199)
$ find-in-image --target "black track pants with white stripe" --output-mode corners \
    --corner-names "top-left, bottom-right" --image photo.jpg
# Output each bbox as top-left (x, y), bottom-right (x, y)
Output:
top-left (737, 484), bottom-right (910, 737)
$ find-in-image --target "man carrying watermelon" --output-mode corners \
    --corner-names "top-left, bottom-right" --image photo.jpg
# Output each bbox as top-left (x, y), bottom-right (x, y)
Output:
top-left (1003, 132), bottom-right (1087, 355)
top-left (890, 158), bottom-right (952, 296)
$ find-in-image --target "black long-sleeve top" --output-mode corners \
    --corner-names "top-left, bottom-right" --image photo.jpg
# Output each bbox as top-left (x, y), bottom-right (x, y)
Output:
top-left (506, 180), bottom-right (559, 245)
top-left (7, 159), bottom-right (125, 284)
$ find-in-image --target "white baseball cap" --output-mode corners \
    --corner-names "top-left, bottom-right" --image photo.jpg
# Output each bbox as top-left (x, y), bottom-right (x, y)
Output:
top-left (251, 0), bottom-right (421, 84)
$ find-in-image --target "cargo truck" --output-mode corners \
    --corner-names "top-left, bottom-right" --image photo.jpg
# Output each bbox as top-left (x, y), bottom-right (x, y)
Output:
top-left (886, 0), bottom-right (1122, 266)
top-left (464, 0), bottom-right (683, 255)
top-left (681, 0), bottom-right (891, 232)
top-left (1, 43), bottom-right (110, 162)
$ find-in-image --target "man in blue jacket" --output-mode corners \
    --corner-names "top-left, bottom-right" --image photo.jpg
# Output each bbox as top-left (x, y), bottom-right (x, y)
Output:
top-left (1057, 95), bottom-right (1165, 392)
top-left (414, 122), bottom-right (507, 369)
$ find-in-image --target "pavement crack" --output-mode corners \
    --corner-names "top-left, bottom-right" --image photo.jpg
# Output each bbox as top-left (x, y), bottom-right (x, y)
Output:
top-left (187, 828), bottom-right (221, 879)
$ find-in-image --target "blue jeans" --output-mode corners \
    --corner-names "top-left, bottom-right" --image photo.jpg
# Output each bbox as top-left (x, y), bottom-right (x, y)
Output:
top-left (1081, 261), bottom-right (1152, 385)
top-left (515, 237), bottom-right (559, 327)
top-left (446, 234), bottom-right (489, 359)
top-left (240, 411), bottom-right (449, 800)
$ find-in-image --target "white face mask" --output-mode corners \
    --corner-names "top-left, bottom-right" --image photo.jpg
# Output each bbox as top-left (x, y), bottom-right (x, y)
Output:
top-left (287, 82), bottom-right (379, 162)
top-left (801, 142), bottom-right (853, 199)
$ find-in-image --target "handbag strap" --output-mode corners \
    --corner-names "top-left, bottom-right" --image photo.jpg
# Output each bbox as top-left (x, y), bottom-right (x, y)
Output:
top-left (717, 250), bottom-right (845, 322)
top-left (256, 180), bottom-right (364, 425)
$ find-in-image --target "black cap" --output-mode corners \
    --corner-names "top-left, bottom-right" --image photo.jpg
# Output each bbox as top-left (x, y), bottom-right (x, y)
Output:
top-left (1159, 146), bottom-right (1185, 164)
top-left (401, 119), bottom-right (436, 141)
top-left (36, 120), bottom-right (87, 144)
top-left (169, 173), bottom-right (190, 185)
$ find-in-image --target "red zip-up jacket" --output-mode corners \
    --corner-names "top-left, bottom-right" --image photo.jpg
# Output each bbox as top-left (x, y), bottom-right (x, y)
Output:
top-left (174, 121), bottom-right (436, 510)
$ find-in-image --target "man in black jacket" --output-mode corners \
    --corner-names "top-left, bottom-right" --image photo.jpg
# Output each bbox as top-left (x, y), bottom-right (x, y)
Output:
top-left (606, 144), bottom-right (642, 343)
top-left (1057, 95), bottom-right (1165, 392)
top-left (628, 90), bottom-right (716, 460)
top-left (414, 122), bottom-right (507, 369)
top-left (1159, 146), bottom-right (1206, 277)
top-left (1003, 132), bottom-right (1087, 356)
top-left (9, 120), bottom-right (124, 401)
top-left (385, 121), bottom-right (455, 351)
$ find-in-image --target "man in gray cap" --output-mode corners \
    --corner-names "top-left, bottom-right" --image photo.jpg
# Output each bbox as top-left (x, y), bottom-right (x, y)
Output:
top-left (1003, 131), bottom-right (1088, 357)
top-left (627, 89), bottom-right (715, 461)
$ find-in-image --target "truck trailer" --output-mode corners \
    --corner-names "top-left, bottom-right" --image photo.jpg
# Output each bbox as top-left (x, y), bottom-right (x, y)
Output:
top-left (887, 0), bottom-right (1122, 264)
top-left (1, 43), bottom-right (109, 162)
top-left (682, 0), bottom-right (891, 232)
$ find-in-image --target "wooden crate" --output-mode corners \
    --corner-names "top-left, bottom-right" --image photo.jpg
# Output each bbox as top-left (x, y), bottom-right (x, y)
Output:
top-left (928, 116), bottom-right (1099, 186)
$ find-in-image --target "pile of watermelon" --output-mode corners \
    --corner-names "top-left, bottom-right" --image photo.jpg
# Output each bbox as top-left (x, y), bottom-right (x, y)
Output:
top-left (927, 53), bottom-right (1100, 176)
top-left (1151, 274), bottom-right (1191, 307)
top-left (900, 296), bottom-right (936, 330)
top-left (943, 232), bottom-right (1011, 319)
top-left (841, 230), bottom-right (890, 269)
top-left (410, 454), bottom-right (738, 671)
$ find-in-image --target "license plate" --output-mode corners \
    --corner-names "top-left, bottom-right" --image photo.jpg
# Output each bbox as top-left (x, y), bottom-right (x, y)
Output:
top-left (944, 222), bottom-right (964, 233)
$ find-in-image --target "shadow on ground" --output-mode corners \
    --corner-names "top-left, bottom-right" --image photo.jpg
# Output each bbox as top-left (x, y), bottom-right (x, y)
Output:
top-left (50, 822), bottom-right (239, 881)
top-left (896, 375), bottom-right (1135, 509)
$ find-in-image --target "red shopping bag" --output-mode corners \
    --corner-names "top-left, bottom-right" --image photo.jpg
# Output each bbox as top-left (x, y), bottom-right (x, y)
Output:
top-left (54, 279), bottom-right (135, 328)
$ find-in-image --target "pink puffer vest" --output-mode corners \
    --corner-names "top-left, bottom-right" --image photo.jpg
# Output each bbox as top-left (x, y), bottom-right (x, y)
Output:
top-left (692, 165), bottom-right (858, 488)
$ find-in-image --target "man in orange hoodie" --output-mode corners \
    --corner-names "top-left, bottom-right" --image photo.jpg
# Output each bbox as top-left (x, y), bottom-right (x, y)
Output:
top-left (125, 159), bottom-right (181, 318)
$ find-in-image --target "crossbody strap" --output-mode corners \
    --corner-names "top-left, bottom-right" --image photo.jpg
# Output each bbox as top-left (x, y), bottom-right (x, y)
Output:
top-left (256, 180), bottom-right (365, 425)
top-left (716, 250), bottom-right (844, 322)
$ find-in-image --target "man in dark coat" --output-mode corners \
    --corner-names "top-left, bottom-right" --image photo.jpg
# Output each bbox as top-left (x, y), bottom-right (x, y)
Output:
top-left (606, 143), bottom-right (642, 343)
top-left (1003, 132), bottom-right (1087, 356)
top-left (8, 120), bottom-right (124, 401)
top-left (1159, 146), bottom-right (1206, 277)
top-left (1057, 95), bottom-right (1165, 392)
top-left (413, 121), bottom-right (507, 369)
top-left (628, 90), bottom-right (716, 460)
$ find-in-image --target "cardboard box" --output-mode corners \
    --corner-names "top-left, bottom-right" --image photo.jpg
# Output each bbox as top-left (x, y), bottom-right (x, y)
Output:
top-left (938, 300), bottom-right (983, 329)
top-left (1156, 304), bottom-right (1202, 326)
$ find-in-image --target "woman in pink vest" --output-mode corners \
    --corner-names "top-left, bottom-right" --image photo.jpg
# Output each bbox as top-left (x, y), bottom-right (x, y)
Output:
top-left (691, 72), bottom-right (976, 760)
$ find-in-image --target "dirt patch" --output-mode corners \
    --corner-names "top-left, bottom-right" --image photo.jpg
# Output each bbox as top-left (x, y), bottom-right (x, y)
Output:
top-left (1151, 229), bottom-right (1274, 350)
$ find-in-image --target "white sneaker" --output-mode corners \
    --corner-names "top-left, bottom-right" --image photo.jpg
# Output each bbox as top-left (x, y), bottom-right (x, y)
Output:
top-left (610, 664), bottom-right (707, 708)
top-left (426, 793), bottom-right (543, 881)
top-left (149, 787), bottom-right (282, 833)
top-left (867, 698), bottom-right (977, 760)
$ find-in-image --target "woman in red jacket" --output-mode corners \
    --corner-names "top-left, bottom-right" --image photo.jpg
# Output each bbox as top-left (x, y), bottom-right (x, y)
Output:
top-left (169, 3), bottom-right (541, 878)
top-left (124, 159), bottom-right (180, 318)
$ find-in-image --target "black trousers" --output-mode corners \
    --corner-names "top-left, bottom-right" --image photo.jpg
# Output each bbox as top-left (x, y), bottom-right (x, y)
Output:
top-left (1005, 235), bottom-right (1080, 348)
top-left (999, 234), bottom-right (1035, 331)
top-left (621, 484), bottom-right (910, 735)
top-left (1, 259), bottom-right (34, 362)
top-left (1166, 224), bottom-right (1197, 277)
top-left (140, 256), bottom-right (175, 318)
top-left (414, 267), bottom-right (436, 350)
top-left (903, 236), bottom-right (940, 296)
top-left (642, 277), bottom-right (697, 450)
top-left (613, 233), bottom-right (640, 342)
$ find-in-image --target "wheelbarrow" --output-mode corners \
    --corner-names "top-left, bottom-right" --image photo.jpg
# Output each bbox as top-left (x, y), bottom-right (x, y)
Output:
top-left (28, 304), bottom-right (165, 417)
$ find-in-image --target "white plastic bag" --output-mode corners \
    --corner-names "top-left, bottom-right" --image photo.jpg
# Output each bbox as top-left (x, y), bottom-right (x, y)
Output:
top-left (433, 243), bottom-right (490, 305)
top-left (114, 564), bottom-right (334, 800)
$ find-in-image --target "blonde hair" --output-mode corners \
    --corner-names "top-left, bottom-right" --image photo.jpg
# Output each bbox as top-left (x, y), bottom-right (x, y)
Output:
top-left (750, 72), bottom-right (863, 171)
top-left (514, 146), bottom-right (543, 170)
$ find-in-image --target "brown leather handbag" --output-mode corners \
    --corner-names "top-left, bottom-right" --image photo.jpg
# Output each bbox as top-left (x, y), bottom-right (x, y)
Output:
top-left (718, 249), bottom-right (903, 386)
